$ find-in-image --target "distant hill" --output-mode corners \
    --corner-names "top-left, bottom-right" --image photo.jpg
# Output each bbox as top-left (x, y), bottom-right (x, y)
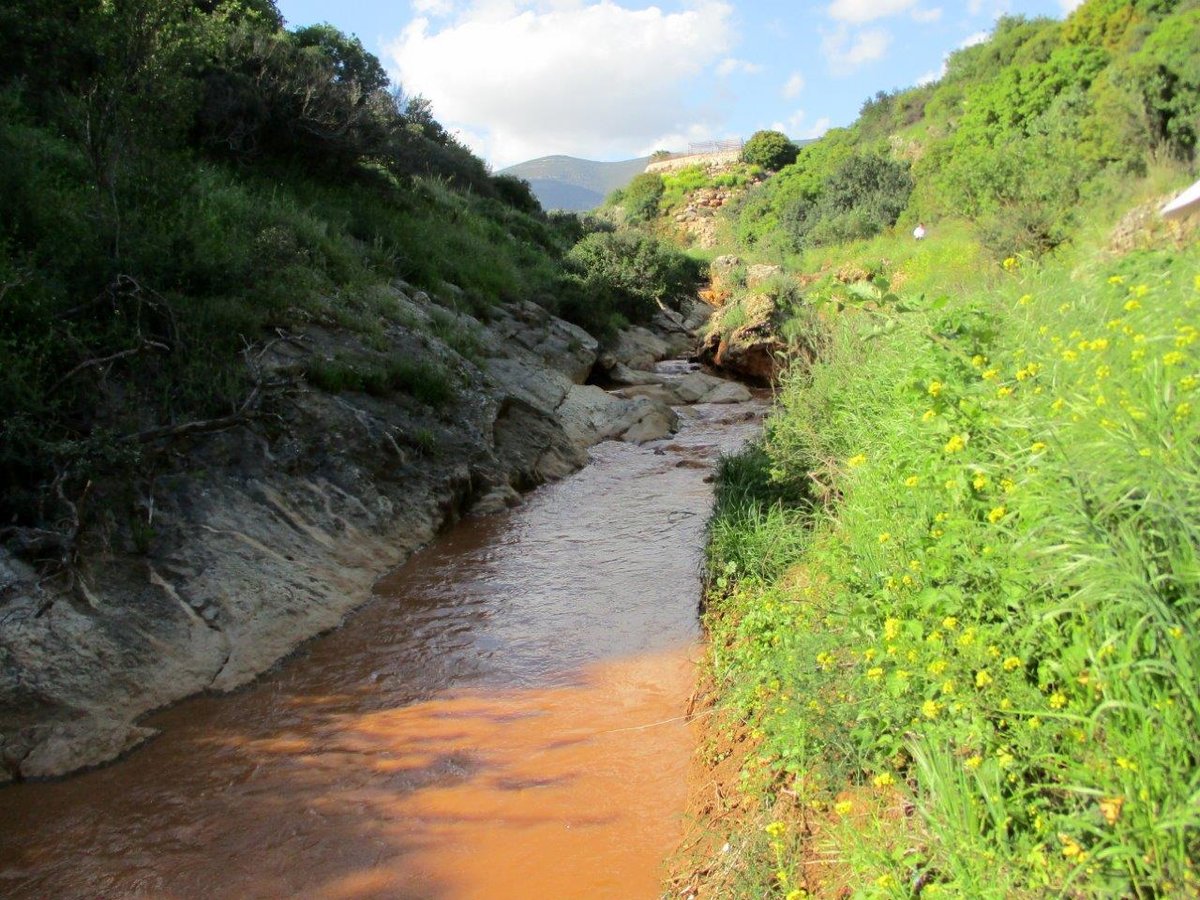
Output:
top-left (498, 155), bottom-right (651, 212)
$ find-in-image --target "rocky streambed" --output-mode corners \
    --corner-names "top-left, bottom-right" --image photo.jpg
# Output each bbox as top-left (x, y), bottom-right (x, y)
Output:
top-left (0, 286), bottom-right (749, 782)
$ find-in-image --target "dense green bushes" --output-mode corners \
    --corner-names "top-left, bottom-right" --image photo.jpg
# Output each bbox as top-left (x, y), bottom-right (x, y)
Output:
top-left (722, 0), bottom-right (1200, 262)
top-left (0, 0), bottom-right (701, 534)
top-left (703, 233), bottom-right (1200, 897)
top-left (562, 230), bottom-right (702, 333)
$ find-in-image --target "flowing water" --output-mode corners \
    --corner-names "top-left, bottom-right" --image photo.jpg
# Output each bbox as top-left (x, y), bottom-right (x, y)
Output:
top-left (0, 370), bottom-right (763, 899)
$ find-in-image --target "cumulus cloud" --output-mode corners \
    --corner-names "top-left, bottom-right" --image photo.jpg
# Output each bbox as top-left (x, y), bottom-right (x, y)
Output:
top-left (1059, 0), bottom-right (1085, 11)
top-left (717, 57), bottom-right (763, 77)
top-left (911, 6), bottom-right (942, 23)
top-left (827, 0), bottom-right (917, 23)
top-left (782, 71), bottom-right (805, 98)
top-left (822, 26), bottom-right (892, 74)
top-left (770, 109), bottom-right (831, 140)
top-left (388, 0), bottom-right (735, 167)
top-left (411, 0), bottom-right (456, 16)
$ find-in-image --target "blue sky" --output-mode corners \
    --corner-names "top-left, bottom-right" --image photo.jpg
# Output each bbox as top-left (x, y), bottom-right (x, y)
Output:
top-left (275, 0), bottom-right (1083, 169)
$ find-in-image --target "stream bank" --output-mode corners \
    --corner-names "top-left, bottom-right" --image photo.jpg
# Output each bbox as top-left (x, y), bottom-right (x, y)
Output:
top-left (0, 357), bottom-right (764, 898)
top-left (0, 285), bottom-right (732, 782)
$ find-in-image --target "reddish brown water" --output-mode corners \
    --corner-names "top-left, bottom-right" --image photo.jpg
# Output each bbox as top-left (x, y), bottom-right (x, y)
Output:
top-left (0, 383), bottom-right (762, 899)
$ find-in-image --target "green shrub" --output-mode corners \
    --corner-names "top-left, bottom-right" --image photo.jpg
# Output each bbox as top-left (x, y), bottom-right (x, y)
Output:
top-left (620, 173), bottom-right (665, 222)
top-left (741, 129), bottom-right (798, 171)
top-left (562, 229), bottom-right (701, 333)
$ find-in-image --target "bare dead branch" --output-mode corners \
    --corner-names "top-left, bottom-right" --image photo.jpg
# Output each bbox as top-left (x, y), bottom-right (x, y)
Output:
top-left (48, 339), bottom-right (169, 396)
top-left (124, 385), bottom-right (262, 445)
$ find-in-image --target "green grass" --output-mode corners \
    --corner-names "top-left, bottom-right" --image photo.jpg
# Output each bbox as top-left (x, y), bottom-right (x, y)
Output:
top-left (303, 352), bottom-right (457, 407)
top-left (701, 228), bottom-right (1200, 896)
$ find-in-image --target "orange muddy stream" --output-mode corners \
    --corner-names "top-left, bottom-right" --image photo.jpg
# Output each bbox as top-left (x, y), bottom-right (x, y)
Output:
top-left (0, 376), bottom-right (763, 899)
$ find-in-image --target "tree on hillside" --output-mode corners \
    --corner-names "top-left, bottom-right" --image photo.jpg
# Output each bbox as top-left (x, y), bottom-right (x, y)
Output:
top-left (742, 130), bottom-right (798, 171)
top-left (620, 173), bottom-right (665, 222)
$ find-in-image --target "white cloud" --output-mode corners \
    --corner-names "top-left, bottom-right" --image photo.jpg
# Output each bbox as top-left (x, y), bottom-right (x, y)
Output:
top-left (1059, 0), bottom-right (1085, 11)
top-left (717, 57), bottom-right (763, 77)
top-left (412, 0), bottom-right (455, 15)
top-left (960, 29), bottom-right (989, 48)
top-left (911, 6), bottom-right (942, 23)
top-left (770, 109), bottom-right (807, 134)
top-left (802, 116), bottom-right (831, 140)
top-left (822, 26), bottom-right (892, 73)
top-left (769, 109), bottom-right (830, 140)
top-left (388, 1), bottom-right (735, 167)
top-left (827, 0), bottom-right (916, 23)
top-left (782, 71), bottom-right (805, 98)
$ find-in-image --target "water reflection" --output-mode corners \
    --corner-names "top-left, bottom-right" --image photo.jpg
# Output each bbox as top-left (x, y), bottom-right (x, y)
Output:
top-left (0, 396), bottom-right (763, 899)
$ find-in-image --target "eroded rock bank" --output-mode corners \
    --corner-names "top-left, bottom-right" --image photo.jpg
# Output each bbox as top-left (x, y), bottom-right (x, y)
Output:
top-left (0, 286), bottom-right (725, 781)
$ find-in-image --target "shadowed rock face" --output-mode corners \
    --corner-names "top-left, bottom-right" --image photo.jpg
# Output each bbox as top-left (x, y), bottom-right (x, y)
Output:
top-left (0, 287), bottom-right (718, 780)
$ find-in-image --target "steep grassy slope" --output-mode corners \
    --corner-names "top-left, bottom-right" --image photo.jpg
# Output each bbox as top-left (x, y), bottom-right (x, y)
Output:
top-left (666, 1), bottom-right (1200, 896)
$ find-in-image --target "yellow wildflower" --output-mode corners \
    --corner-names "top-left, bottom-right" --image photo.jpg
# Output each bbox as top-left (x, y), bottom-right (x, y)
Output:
top-left (987, 506), bottom-right (1006, 524)
top-left (944, 434), bottom-right (966, 454)
top-left (922, 409), bottom-right (937, 422)
top-left (873, 772), bottom-right (895, 787)
top-left (878, 531), bottom-right (891, 544)
top-left (1059, 834), bottom-right (1085, 859)
top-left (765, 821), bottom-right (787, 837)
top-left (834, 800), bottom-right (853, 816)
top-left (867, 666), bottom-right (884, 680)
top-left (942, 616), bottom-right (958, 630)
top-left (928, 380), bottom-right (944, 397)
top-left (1164, 351), bottom-right (1186, 366)
top-left (884, 617), bottom-right (901, 640)
top-left (982, 368), bottom-right (998, 381)
top-left (976, 670), bottom-right (993, 688)
top-left (965, 755), bottom-right (983, 770)
top-left (1099, 796), bottom-right (1124, 826)
top-left (972, 472), bottom-right (988, 490)
top-left (848, 453), bottom-right (866, 468)
top-left (904, 475), bottom-right (920, 487)
top-left (1049, 692), bottom-right (1067, 709)
top-left (922, 699), bottom-right (941, 719)
top-left (1003, 656), bottom-right (1022, 671)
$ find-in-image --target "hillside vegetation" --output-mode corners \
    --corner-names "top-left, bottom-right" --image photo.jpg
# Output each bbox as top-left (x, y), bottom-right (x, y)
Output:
top-left (0, 0), bottom-right (698, 558)
top-left (645, 0), bottom-right (1200, 896)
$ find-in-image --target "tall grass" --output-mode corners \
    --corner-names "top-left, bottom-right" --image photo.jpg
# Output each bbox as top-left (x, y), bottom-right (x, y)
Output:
top-left (702, 227), bottom-right (1200, 895)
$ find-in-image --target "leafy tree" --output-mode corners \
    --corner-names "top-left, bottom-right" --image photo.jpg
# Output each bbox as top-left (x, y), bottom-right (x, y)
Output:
top-left (564, 230), bottom-right (701, 328)
top-left (782, 153), bottom-right (913, 250)
top-left (1118, 9), bottom-right (1200, 159)
top-left (491, 174), bottom-right (542, 215)
top-left (741, 130), bottom-right (798, 171)
top-left (620, 173), bottom-right (665, 222)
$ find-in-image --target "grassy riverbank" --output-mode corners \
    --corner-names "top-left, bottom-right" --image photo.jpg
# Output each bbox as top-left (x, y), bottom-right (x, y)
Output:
top-left (694, 209), bottom-right (1199, 895)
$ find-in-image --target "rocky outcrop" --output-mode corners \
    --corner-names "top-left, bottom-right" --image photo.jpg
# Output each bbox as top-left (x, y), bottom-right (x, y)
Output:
top-left (614, 370), bottom-right (752, 406)
top-left (0, 284), bottom-right (710, 781)
top-left (698, 292), bottom-right (788, 385)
